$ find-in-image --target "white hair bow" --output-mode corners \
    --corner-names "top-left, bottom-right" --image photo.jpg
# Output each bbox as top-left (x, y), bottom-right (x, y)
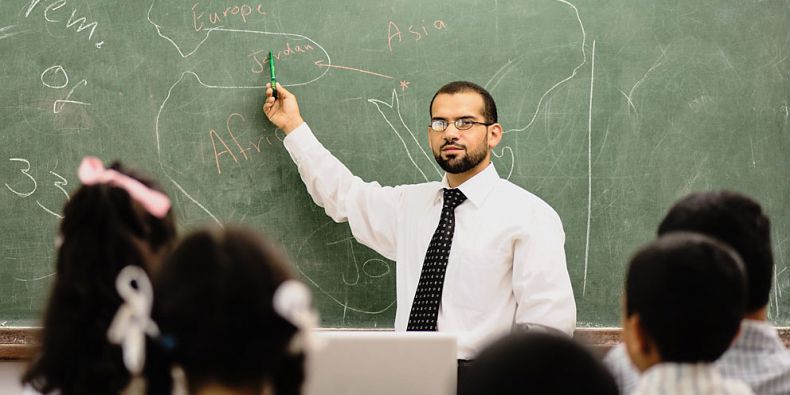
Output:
top-left (107, 265), bottom-right (160, 375)
top-left (273, 280), bottom-right (322, 354)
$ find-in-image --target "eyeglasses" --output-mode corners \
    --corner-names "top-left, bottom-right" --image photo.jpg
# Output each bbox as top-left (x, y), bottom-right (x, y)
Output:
top-left (429, 118), bottom-right (493, 132)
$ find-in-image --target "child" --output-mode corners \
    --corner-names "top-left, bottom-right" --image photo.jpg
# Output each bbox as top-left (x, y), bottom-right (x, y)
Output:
top-left (623, 232), bottom-right (752, 395)
top-left (464, 331), bottom-right (619, 395)
top-left (605, 191), bottom-right (790, 395)
top-left (145, 227), bottom-right (316, 395)
top-left (22, 156), bottom-right (176, 394)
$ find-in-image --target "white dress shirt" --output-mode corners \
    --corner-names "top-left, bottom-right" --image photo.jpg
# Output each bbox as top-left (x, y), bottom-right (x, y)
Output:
top-left (283, 123), bottom-right (576, 359)
top-left (633, 363), bottom-right (754, 395)
top-left (604, 320), bottom-right (790, 395)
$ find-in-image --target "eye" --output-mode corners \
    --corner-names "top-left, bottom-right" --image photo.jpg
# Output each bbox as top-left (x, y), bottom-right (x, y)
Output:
top-left (456, 119), bottom-right (475, 129)
top-left (430, 119), bottom-right (448, 131)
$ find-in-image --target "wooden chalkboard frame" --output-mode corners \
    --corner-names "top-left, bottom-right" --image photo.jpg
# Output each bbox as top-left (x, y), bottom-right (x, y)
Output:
top-left (2, 327), bottom-right (789, 360)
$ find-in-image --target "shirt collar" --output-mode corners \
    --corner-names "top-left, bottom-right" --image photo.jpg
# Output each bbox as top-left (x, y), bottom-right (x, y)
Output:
top-left (435, 163), bottom-right (500, 208)
top-left (638, 362), bottom-right (723, 393)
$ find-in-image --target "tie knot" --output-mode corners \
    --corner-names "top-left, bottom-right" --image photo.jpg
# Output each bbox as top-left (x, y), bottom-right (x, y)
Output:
top-left (443, 188), bottom-right (467, 210)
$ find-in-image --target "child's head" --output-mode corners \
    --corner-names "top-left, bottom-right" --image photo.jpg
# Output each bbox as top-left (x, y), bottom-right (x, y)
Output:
top-left (657, 190), bottom-right (773, 315)
top-left (466, 331), bottom-right (619, 395)
top-left (58, 157), bottom-right (176, 279)
top-left (23, 157), bottom-right (176, 394)
top-left (151, 226), bottom-right (311, 395)
top-left (623, 232), bottom-right (746, 371)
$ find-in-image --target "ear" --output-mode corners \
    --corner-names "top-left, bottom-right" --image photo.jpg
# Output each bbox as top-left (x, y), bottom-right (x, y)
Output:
top-left (624, 314), bottom-right (660, 372)
top-left (631, 315), bottom-right (653, 355)
top-left (487, 123), bottom-right (503, 149)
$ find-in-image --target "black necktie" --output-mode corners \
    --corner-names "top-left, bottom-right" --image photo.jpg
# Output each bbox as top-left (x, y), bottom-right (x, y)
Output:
top-left (407, 188), bottom-right (467, 331)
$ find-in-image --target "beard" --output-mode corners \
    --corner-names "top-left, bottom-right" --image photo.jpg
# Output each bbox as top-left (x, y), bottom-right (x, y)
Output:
top-left (433, 136), bottom-right (488, 174)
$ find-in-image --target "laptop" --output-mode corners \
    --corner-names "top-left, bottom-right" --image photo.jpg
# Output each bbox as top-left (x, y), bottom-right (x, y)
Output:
top-left (303, 331), bottom-right (457, 395)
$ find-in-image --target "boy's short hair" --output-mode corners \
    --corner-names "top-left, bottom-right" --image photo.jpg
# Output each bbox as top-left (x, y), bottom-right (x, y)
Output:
top-left (626, 232), bottom-right (747, 362)
top-left (465, 332), bottom-right (619, 395)
top-left (658, 190), bottom-right (773, 313)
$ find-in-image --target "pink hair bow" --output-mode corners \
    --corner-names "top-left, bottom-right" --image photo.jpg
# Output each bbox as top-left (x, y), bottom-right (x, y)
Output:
top-left (78, 156), bottom-right (171, 218)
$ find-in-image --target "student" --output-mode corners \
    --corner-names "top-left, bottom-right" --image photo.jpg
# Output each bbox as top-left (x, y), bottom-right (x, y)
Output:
top-left (623, 232), bottom-right (752, 395)
top-left (464, 331), bottom-right (619, 395)
top-left (604, 191), bottom-right (790, 395)
top-left (261, 81), bottom-right (575, 367)
top-left (145, 227), bottom-right (316, 395)
top-left (21, 157), bottom-right (176, 395)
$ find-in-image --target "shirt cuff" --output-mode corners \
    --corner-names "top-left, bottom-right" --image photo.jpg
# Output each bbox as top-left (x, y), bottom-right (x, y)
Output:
top-left (282, 122), bottom-right (321, 164)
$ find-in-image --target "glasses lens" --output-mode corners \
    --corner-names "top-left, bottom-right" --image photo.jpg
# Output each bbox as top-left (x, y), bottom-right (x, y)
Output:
top-left (455, 119), bottom-right (475, 130)
top-left (430, 120), bottom-right (447, 132)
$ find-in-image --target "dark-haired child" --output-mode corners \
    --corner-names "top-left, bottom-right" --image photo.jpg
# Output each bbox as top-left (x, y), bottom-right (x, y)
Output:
top-left (145, 227), bottom-right (316, 395)
top-left (605, 191), bottom-right (790, 395)
top-left (464, 331), bottom-right (619, 395)
top-left (22, 156), bottom-right (176, 395)
top-left (623, 232), bottom-right (752, 395)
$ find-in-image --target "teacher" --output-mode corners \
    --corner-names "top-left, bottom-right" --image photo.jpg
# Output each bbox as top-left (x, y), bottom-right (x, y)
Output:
top-left (262, 80), bottom-right (576, 361)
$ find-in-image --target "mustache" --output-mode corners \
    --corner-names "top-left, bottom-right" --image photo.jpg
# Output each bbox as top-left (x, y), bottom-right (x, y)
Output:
top-left (441, 142), bottom-right (466, 150)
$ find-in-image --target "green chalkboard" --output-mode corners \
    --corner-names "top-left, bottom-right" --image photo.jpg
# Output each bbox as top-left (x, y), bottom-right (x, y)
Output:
top-left (1, 0), bottom-right (788, 328)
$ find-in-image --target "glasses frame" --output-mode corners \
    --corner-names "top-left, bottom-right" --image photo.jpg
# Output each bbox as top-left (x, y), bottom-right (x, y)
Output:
top-left (429, 118), bottom-right (494, 133)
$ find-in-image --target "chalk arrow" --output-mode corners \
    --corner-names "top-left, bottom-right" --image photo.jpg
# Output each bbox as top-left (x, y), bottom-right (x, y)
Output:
top-left (314, 59), bottom-right (393, 79)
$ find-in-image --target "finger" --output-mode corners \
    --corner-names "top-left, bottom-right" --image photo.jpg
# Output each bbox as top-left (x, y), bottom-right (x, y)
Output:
top-left (263, 105), bottom-right (277, 117)
top-left (263, 83), bottom-right (272, 100)
top-left (274, 82), bottom-right (293, 99)
top-left (263, 100), bottom-right (274, 113)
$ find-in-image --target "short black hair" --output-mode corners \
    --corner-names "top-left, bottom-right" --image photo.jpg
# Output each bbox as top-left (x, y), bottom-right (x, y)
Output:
top-left (658, 191), bottom-right (773, 313)
top-left (626, 232), bottom-right (746, 363)
top-left (465, 332), bottom-right (618, 395)
top-left (150, 227), bottom-right (304, 395)
top-left (429, 81), bottom-right (498, 123)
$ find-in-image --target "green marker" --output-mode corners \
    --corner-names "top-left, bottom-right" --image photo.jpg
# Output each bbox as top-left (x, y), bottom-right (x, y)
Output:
top-left (268, 50), bottom-right (277, 99)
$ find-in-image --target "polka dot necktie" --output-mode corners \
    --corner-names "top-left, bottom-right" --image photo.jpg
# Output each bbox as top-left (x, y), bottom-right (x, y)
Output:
top-left (407, 188), bottom-right (467, 331)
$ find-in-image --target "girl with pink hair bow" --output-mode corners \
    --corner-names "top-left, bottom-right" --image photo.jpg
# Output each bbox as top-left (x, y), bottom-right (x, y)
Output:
top-left (22, 157), bottom-right (176, 395)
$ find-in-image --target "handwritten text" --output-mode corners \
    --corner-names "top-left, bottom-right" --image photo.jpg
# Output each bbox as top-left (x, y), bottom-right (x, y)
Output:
top-left (248, 42), bottom-right (315, 73)
top-left (192, 1), bottom-right (267, 32)
top-left (40, 65), bottom-right (90, 114)
top-left (387, 19), bottom-right (447, 52)
top-left (4, 158), bottom-right (69, 218)
top-left (25, 0), bottom-right (104, 48)
top-left (209, 113), bottom-right (268, 174)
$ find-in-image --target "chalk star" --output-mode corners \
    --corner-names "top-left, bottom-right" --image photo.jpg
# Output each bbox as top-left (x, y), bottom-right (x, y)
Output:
top-left (400, 80), bottom-right (410, 91)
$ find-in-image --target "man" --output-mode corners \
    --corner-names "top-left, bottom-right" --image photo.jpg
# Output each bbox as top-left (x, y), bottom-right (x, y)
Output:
top-left (622, 232), bottom-right (752, 395)
top-left (262, 81), bottom-right (576, 362)
top-left (604, 191), bottom-right (790, 395)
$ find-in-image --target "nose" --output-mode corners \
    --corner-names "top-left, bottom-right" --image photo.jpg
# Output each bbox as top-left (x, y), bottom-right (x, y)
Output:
top-left (442, 123), bottom-right (461, 139)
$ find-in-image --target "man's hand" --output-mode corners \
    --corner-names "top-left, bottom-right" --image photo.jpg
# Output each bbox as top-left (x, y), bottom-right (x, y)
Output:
top-left (263, 82), bottom-right (304, 134)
